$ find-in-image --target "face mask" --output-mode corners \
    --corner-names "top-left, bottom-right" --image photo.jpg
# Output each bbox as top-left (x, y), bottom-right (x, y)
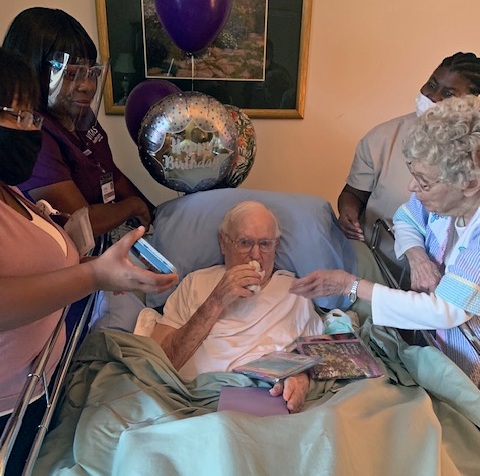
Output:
top-left (415, 92), bottom-right (435, 116)
top-left (0, 126), bottom-right (43, 185)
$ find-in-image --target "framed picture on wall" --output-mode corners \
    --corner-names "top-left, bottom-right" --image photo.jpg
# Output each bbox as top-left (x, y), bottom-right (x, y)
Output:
top-left (95, 0), bottom-right (312, 118)
top-left (143, 0), bottom-right (268, 82)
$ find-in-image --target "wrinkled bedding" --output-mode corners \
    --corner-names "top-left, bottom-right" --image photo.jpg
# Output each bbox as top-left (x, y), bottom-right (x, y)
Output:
top-left (33, 326), bottom-right (480, 476)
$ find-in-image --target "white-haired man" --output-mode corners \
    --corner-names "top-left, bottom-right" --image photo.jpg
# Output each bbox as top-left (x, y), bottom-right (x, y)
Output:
top-left (149, 201), bottom-right (325, 412)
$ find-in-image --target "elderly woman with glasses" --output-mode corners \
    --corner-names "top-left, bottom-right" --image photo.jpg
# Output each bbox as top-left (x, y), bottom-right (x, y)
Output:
top-left (139, 201), bottom-right (326, 413)
top-left (291, 95), bottom-right (480, 385)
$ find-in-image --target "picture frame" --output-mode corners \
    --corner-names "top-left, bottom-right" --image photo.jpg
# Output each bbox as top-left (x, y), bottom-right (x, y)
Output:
top-left (95, 0), bottom-right (312, 119)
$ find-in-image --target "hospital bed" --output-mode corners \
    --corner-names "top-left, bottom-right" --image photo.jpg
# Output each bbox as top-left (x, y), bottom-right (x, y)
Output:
top-left (2, 189), bottom-right (479, 476)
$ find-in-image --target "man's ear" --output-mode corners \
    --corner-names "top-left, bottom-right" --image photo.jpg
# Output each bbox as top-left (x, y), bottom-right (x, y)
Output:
top-left (219, 232), bottom-right (227, 255)
top-left (463, 178), bottom-right (480, 197)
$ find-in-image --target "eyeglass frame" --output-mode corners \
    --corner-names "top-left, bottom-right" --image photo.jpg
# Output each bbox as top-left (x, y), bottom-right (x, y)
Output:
top-left (224, 233), bottom-right (279, 254)
top-left (49, 52), bottom-right (106, 84)
top-left (406, 161), bottom-right (442, 191)
top-left (0, 106), bottom-right (44, 130)
top-left (54, 63), bottom-right (104, 83)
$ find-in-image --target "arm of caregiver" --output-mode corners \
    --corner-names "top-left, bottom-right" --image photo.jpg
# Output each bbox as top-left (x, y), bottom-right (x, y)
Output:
top-left (337, 184), bottom-right (370, 241)
top-left (0, 226), bottom-right (178, 331)
top-left (29, 178), bottom-right (153, 238)
top-left (289, 269), bottom-right (469, 330)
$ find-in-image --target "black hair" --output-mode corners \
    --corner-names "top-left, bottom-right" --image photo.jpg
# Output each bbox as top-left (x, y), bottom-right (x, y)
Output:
top-left (0, 47), bottom-right (39, 109)
top-left (2, 7), bottom-right (97, 112)
top-left (440, 52), bottom-right (480, 95)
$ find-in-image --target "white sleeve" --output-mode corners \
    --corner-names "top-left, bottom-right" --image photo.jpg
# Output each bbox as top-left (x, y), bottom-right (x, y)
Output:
top-left (372, 283), bottom-right (469, 330)
top-left (392, 220), bottom-right (426, 259)
top-left (161, 274), bottom-right (195, 329)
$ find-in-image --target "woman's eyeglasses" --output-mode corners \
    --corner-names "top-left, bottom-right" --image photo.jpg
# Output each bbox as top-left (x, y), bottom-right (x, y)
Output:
top-left (61, 64), bottom-right (103, 82)
top-left (406, 161), bottom-right (441, 191)
top-left (0, 106), bottom-right (44, 130)
top-left (226, 234), bottom-right (278, 254)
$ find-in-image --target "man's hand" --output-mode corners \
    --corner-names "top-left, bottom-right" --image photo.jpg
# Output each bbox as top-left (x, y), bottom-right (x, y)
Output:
top-left (208, 264), bottom-right (262, 308)
top-left (270, 372), bottom-right (310, 413)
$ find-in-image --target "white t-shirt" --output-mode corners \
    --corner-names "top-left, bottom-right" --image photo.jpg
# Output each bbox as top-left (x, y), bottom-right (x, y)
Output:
top-left (161, 265), bottom-right (324, 380)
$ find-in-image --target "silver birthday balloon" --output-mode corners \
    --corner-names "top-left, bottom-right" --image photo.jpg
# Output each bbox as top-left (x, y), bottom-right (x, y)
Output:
top-left (216, 104), bottom-right (256, 188)
top-left (137, 91), bottom-right (237, 193)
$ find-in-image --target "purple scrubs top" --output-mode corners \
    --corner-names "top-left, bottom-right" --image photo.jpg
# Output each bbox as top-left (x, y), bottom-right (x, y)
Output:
top-left (19, 114), bottom-right (122, 204)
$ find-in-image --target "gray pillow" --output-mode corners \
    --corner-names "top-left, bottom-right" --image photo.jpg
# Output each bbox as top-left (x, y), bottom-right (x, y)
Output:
top-left (146, 189), bottom-right (357, 310)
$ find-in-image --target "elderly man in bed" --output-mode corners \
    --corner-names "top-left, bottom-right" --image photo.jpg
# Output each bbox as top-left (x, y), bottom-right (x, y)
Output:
top-left (146, 201), bottom-right (325, 413)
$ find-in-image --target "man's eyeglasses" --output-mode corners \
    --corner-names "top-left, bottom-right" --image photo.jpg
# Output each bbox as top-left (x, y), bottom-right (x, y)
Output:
top-left (0, 106), bottom-right (44, 130)
top-left (226, 234), bottom-right (279, 254)
top-left (406, 161), bottom-right (441, 191)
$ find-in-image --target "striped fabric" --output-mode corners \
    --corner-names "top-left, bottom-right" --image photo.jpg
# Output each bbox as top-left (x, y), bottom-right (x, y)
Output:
top-left (435, 316), bottom-right (480, 387)
top-left (394, 194), bottom-right (480, 386)
top-left (394, 194), bottom-right (480, 314)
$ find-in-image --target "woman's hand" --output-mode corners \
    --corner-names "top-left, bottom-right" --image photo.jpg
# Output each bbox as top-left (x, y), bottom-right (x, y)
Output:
top-left (405, 247), bottom-right (442, 293)
top-left (124, 196), bottom-right (153, 229)
top-left (289, 269), bottom-right (352, 299)
top-left (337, 185), bottom-right (370, 241)
top-left (338, 211), bottom-right (365, 241)
top-left (89, 226), bottom-right (178, 294)
top-left (270, 372), bottom-right (310, 413)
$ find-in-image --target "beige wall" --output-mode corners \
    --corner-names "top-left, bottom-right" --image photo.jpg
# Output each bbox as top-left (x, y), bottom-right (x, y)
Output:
top-left (2, 0), bottom-right (480, 211)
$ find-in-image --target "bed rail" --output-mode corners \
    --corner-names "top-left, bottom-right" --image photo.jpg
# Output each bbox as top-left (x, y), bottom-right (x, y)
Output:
top-left (0, 233), bottom-right (109, 476)
top-left (369, 218), bottom-right (409, 289)
top-left (0, 306), bottom-right (67, 475)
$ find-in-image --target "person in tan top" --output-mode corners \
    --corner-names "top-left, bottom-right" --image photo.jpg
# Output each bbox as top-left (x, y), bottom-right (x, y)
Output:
top-left (337, 52), bottom-right (480, 284)
top-left (338, 52), bottom-right (480, 243)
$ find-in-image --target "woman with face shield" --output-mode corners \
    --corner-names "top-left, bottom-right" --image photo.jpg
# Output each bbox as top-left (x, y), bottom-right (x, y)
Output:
top-left (2, 7), bottom-right (154, 238)
top-left (0, 47), bottom-right (178, 476)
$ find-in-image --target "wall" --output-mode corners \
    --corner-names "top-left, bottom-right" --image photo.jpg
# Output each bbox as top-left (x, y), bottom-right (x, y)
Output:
top-left (2, 0), bottom-right (480, 211)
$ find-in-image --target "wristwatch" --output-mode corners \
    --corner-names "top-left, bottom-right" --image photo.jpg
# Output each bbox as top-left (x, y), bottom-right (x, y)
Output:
top-left (348, 277), bottom-right (362, 304)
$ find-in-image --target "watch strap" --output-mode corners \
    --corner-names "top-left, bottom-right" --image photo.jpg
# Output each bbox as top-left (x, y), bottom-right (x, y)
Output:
top-left (348, 277), bottom-right (361, 303)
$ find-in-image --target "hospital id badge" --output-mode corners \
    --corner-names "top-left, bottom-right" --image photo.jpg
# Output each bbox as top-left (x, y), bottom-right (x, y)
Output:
top-left (100, 172), bottom-right (115, 203)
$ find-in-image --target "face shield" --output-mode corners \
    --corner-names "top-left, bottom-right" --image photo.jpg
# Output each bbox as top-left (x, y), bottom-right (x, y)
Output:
top-left (48, 52), bottom-right (109, 131)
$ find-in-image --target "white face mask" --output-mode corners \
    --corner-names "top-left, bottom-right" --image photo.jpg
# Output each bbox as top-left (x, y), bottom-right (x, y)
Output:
top-left (415, 92), bottom-right (435, 116)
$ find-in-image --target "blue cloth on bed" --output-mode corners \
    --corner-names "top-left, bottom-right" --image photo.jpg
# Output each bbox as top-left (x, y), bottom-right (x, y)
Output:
top-left (146, 188), bottom-right (357, 311)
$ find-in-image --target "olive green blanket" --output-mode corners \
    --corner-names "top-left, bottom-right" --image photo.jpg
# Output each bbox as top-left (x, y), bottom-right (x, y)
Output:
top-left (33, 327), bottom-right (480, 476)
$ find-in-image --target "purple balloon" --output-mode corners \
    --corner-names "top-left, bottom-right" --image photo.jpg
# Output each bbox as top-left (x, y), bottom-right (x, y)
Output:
top-left (154, 0), bottom-right (233, 54)
top-left (125, 79), bottom-right (181, 144)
